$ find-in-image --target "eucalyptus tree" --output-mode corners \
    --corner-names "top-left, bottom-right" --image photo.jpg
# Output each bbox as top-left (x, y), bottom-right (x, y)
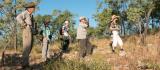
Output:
top-left (0, 0), bottom-right (41, 50)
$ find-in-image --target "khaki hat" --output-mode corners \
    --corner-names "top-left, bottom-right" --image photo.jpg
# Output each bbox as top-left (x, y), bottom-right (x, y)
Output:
top-left (65, 20), bottom-right (69, 24)
top-left (44, 17), bottom-right (51, 23)
top-left (25, 2), bottom-right (36, 8)
top-left (111, 15), bottom-right (117, 19)
top-left (111, 15), bottom-right (119, 20)
top-left (79, 16), bottom-right (86, 21)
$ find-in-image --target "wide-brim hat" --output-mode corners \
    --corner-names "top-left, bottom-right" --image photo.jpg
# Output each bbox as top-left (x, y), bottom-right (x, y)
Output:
top-left (112, 15), bottom-right (117, 19)
top-left (111, 15), bottom-right (119, 20)
top-left (65, 20), bottom-right (69, 24)
top-left (79, 16), bottom-right (86, 21)
top-left (44, 18), bottom-right (51, 23)
top-left (24, 2), bottom-right (36, 8)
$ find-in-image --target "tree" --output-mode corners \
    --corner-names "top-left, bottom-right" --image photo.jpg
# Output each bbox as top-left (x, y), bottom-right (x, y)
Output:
top-left (94, 8), bottom-right (113, 37)
top-left (126, 0), bottom-right (160, 45)
top-left (0, 0), bottom-right (41, 51)
top-left (94, 0), bottom-right (128, 37)
top-left (52, 10), bottom-right (76, 42)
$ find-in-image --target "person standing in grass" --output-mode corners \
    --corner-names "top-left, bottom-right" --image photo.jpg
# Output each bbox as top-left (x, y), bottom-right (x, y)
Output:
top-left (60, 20), bottom-right (70, 53)
top-left (110, 15), bottom-right (125, 56)
top-left (40, 17), bottom-right (52, 62)
top-left (16, 2), bottom-right (36, 68)
top-left (76, 16), bottom-right (89, 58)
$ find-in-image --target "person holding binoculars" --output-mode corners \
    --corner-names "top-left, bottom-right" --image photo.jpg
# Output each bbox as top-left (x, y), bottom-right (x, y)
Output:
top-left (109, 15), bottom-right (126, 56)
top-left (76, 16), bottom-right (90, 58)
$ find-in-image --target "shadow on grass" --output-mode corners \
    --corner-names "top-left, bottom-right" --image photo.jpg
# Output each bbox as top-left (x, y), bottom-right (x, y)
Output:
top-left (0, 51), bottom-right (64, 70)
top-left (0, 52), bottom-right (22, 69)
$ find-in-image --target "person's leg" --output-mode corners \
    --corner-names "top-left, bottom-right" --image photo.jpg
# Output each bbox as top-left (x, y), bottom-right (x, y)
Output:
top-left (118, 36), bottom-right (126, 56)
top-left (112, 36), bottom-right (118, 52)
top-left (117, 36), bottom-right (124, 51)
top-left (42, 37), bottom-right (48, 61)
top-left (79, 39), bottom-right (83, 57)
top-left (86, 38), bottom-right (92, 56)
top-left (61, 37), bottom-right (65, 51)
top-left (62, 36), bottom-right (68, 51)
top-left (83, 39), bottom-right (87, 56)
top-left (79, 39), bottom-right (86, 58)
top-left (65, 39), bottom-right (70, 51)
top-left (22, 27), bottom-right (32, 67)
top-left (63, 37), bottom-right (69, 51)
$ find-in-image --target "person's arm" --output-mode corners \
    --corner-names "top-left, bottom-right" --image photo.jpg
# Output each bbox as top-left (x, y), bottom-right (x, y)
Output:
top-left (62, 26), bottom-right (65, 35)
top-left (16, 13), bottom-right (27, 27)
top-left (25, 14), bottom-right (32, 26)
top-left (81, 23), bottom-right (88, 28)
top-left (110, 26), bottom-right (119, 31)
top-left (47, 28), bottom-right (51, 40)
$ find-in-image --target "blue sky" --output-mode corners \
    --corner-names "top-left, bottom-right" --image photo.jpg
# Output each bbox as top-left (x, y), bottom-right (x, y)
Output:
top-left (36, 0), bottom-right (97, 27)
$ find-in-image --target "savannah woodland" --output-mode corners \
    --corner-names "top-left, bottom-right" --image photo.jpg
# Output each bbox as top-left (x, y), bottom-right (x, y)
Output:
top-left (0, 0), bottom-right (160, 70)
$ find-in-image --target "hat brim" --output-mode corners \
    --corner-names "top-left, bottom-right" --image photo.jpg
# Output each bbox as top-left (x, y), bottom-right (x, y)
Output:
top-left (25, 6), bottom-right (36, 8)
top-left (24, 2), bottom-right (36, 8)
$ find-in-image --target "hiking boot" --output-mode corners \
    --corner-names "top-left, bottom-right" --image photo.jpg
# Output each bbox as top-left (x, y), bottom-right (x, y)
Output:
top-left (112, 49), bottom-right (115, 53)
top-left (22, 64), bottom-right (30, 69)
top-left (120, 49), bottom-right (124, 51)
top-left (119, 50), bottom-right (126, 56)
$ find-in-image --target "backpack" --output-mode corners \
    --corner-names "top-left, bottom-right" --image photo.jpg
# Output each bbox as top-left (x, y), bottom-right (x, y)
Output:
top-left (59, 26), bottom-right (63, 35)
top-left (22, 15), bottom-right (38, 35)
top-left (40, 25), bottom-right (52, 40)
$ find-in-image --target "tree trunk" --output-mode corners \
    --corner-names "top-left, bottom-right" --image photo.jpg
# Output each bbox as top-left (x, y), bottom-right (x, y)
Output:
top-left (159, 19), bottom-right (160, 31)
top-left (142, 8), bottom-right (154, 46)
top-left (138, 18), bottom-right (145, 46)
top-left (144, 8), bottom-right (154, 35)
top-left (122, 20), bottom-right (125, 36)
top-left (13, 0), bottom-right (17, 52)
top-left (13, 22), bottom-right (17, 52)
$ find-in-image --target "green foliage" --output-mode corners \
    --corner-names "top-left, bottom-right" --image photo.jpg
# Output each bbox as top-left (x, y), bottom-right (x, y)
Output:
top-left (52, 9), bottom-right (61, 16)
top-left (0, 0), bottom-right (41, 49)
top-left (127, 7), bottom-right (144, 23)
top-left (43, 59), bottom-right (111, 70)
top-left (140, 59), bottom-right (160, 69)
top-left (94, 8), bottom-right (112, 36)
top-left (53, 10), bottom-right (74, 26)
top-left (34, 10), bottom-right (76, 41)
top-left (52, 10), bottom-right (76, 40)
top-left (88, 27), bottom-right (97, 36)
top-left (95, 0), bottom-right (160, 36)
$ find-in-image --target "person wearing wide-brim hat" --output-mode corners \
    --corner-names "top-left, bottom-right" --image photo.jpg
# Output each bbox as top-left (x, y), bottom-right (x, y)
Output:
top-left (24, 2), bottom-right (36, 8)
top-left (16, 2), bottom-right (36, 68)
top-left (109, 14), bottom-right (125, 56)
top-left (76, 16), bottom-right (89, 58)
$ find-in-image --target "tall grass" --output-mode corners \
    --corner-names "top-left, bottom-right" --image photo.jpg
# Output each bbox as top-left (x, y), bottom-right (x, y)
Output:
top-left (43, 59), bottom-right (111, 70)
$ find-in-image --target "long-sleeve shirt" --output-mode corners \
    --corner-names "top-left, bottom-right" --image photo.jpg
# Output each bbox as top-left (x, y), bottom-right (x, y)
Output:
top-left (16, 10), bottom-right (32, 26)
top-left (62, 25), bottom-right (69, 36)
top-left (40, 24), bottom-right (51, 40)
top-left (110, 25), bottom-right (120, 35)
top-left (76, 22), bottom-right (88, 39)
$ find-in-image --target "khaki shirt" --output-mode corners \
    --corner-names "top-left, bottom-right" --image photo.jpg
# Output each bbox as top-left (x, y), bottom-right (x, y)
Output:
top-left (16, 10), bottom-right (32, 26)
top-left (76, 22), bottom-right (88, 39)
top-left (109, 24), bottom-right (119, 31)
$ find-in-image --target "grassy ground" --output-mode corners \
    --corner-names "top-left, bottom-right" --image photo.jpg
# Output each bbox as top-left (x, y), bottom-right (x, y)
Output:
top-left (1, 34), bottom-right (160, 70)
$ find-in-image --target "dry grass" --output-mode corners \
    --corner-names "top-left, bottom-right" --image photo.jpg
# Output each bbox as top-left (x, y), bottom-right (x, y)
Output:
top-left (1, 34), bottom-right (160, 70)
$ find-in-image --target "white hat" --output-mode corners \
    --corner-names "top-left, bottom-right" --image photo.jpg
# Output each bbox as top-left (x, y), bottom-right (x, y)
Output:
top-left (112, 15), bottom-right (117, 19)
top-left (79, 16), bottom-right (86, 20)
top-left (65, 20), bottom-right (69, 24)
